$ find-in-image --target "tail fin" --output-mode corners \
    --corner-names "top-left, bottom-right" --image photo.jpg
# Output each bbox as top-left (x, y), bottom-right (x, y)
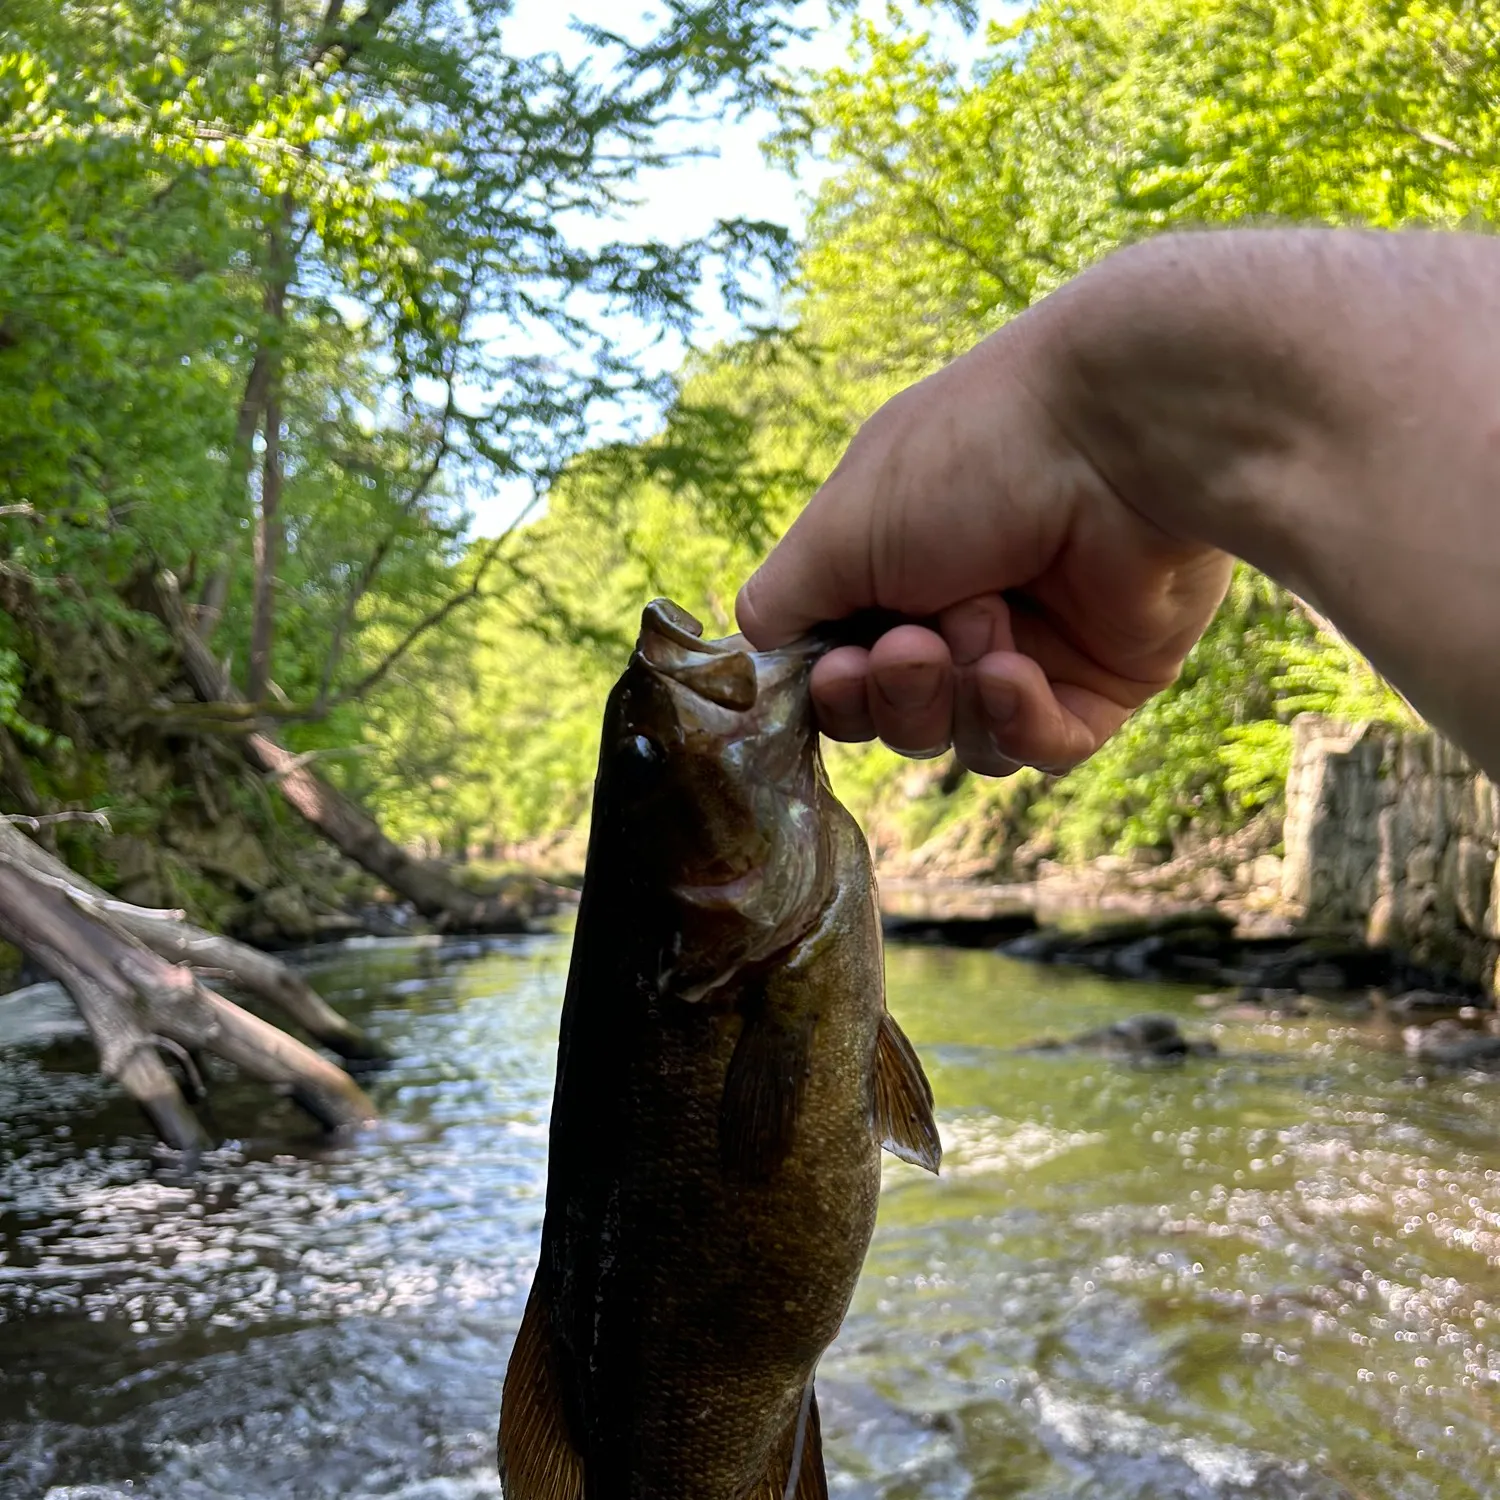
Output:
top-left (497, 1281), bottom-right (584, 1500)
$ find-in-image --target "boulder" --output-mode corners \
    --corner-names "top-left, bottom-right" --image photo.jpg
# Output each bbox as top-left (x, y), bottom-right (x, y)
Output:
top-left (884, 910), bottom-right (1039, 948)
top-left (1384, 989), bottom-right (1474, 1020)
top-left (1404, 1019), bottom-right (1500, 1070)
top-left (1020, 1012), bottom-right (1218, 1062)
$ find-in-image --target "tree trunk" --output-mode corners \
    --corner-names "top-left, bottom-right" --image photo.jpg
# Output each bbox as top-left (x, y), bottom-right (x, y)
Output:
top-left (0, 826), bottom-right (376, 1147)
top-left (0, 725), bottom-right (56, 851)
top-left (247, 735), bottom-right (525, 930)
top-left (0, 818), bottom-right (386, 1067)
top-left (247, 383), bottom-right (283, 703)
top-left (152, 572), bottom-right (529, 934)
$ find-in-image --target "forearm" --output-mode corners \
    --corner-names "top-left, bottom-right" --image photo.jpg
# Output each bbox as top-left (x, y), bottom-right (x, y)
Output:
top-left (1031, 228), bottom-right (1500, 773)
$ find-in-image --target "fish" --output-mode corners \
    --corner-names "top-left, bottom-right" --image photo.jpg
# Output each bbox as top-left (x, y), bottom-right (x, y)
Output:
top-left (498, 598), bottom-right (942, 1500)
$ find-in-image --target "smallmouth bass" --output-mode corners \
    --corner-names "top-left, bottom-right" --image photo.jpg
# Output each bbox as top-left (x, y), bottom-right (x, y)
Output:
top-left (499, 599), bottom-right (942, 1500)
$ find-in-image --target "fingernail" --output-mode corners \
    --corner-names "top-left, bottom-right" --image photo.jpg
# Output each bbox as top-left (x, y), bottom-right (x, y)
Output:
top-left (978, 676), bottom-right (1019, 727)
top-left (887, 741), bottom-right (951, 761)
top-left (875, 662), bottom-right (943, 712)
top-left (819, 673), bottom-right (867, 718)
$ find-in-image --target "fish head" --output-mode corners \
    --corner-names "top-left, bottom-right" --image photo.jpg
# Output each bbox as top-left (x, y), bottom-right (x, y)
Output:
top-left (601, 598), bottom-right (833, 997)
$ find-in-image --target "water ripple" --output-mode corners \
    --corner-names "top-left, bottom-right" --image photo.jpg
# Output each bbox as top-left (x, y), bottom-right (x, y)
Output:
top-left (1, 937), bottom-right (1497, 1497)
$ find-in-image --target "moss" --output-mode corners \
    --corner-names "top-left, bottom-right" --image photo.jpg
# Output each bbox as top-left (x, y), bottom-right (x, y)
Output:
top-left (0, 941), bottom-right (27, 988)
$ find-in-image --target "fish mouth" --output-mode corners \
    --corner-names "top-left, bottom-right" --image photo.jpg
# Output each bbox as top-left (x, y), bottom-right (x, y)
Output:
top-left (634, 599), bottom-right (827, 714)
top-left (638, 599), bottom-right (722, 655)
top-left (636, 599), bottom-right (758, 711)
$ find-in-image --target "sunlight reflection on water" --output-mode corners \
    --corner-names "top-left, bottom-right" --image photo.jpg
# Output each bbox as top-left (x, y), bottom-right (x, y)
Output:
top-left (1, 933), bottom-right (1497, 1498)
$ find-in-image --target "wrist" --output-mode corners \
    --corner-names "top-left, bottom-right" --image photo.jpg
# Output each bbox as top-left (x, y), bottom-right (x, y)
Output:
top-left (1026, 229), bottom-right (1353, 593)
top-left (1021, 226), bottom-right (1500, 773)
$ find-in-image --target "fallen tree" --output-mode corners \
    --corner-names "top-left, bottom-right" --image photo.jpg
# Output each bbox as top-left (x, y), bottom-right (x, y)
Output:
top-left (0, 819), bottom-right (377, 1149)
top-left (152, 572), bottom-right (530, 935)
top-left (0, 816), bottom-right (387, 1067)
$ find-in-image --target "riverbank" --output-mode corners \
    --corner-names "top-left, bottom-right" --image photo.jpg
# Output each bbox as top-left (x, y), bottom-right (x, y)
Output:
top-left (883, 713), bottom-right (1500, 1002)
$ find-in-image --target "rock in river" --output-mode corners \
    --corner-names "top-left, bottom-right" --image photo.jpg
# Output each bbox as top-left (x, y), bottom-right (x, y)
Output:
top-left (1018, 1013), bottom-right (1218, 1064)
top-left (1404, 1019), bottom-right (1500, 1071)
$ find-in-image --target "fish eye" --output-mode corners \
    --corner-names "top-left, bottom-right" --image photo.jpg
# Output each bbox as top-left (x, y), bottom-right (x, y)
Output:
top-left (624, 733), bottom-right (661, 762)
top-left (618, 733), bottom-right (665, 773)
top-left (615, 733), bottom-right (667, 797)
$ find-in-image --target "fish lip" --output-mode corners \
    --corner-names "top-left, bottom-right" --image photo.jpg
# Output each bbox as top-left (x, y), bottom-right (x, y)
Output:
top-left (637, 598), bottom-right (835, 669)
top-left (632, 595), bottom-right (828, 720)
top-left (639, 599), bottom-right (728, 654)
top-left (636, 601), bottom-right (765, 714)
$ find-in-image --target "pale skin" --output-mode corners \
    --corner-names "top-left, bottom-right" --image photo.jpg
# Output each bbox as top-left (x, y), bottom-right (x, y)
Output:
top-left (735, 229), bottom-right (1500, 782)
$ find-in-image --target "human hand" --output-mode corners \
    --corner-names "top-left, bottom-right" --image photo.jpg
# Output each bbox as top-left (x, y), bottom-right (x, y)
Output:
top-left (735, 316), bottom-right (1233, 776)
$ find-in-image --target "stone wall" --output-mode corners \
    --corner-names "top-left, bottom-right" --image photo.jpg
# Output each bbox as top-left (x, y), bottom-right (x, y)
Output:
top-left (1280, 714), bottom-right (1500, 989)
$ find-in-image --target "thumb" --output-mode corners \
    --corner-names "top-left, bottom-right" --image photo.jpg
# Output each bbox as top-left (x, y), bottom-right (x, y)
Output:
top-left (735, 482), bottom-right (876, 649)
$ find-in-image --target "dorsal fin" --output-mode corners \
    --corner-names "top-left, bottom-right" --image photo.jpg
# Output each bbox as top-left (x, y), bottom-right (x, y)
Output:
top-left (873, 1010), bottom-right (942, 1173)
top-left (497, 1281), bottom-right (584, 1500)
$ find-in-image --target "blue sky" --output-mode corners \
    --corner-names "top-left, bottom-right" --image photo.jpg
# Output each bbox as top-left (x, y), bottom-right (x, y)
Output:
top-left (465, 1), bottom-right (999, 534)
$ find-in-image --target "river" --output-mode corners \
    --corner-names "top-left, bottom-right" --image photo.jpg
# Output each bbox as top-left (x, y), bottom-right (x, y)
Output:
top-left (1, 931), bottom-right (1496, 1498)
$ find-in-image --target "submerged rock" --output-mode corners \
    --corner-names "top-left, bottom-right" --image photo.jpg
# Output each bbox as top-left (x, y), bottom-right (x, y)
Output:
top-left (1020, 1012), bottom-right (1218, 1063)
top-left (1384, 988), bottom-right (1477, 1020)
top-left (1001, 911), bottom-right (1243, 981)
top-left (1404, 1019), bottom-right (1500, 1070)
top-left (1003, 911), bottom-right (1492, 1005)
top-left (1225, 988), bottom-right (1318, 1017)
top-left (883, 910), bottom-right (1038, 948)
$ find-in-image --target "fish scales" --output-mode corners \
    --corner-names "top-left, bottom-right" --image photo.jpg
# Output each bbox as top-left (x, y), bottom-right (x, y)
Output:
top-left (499, 599), bottom-right (941, 1500)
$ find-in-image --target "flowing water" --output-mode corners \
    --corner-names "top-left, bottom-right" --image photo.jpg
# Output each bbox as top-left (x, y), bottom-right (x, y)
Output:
top-left (1, 931), bottom-right (1497, 1499)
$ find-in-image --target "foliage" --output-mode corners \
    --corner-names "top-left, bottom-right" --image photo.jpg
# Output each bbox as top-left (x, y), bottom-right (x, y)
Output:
top-left (419, 0), bottom-right (1484, 862)
top-left (2, 0), bottom-right (1491, 881)
top-left (0, 0), bottom-right (805, 672)
top-left (1218, 625), bottom-right (1422, 820)
top-left (0, 0), bottom-right (813, 890)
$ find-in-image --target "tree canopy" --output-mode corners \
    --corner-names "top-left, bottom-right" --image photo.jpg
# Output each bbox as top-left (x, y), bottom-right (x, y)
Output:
top-left (400, 0), bottom-right (1484, 866)
top-left (4, 0), bottom-right (1496, 901)
top-left (0, 0), bottom-right (808, 903)
top-left (1, 0), bottom-right (798, 706)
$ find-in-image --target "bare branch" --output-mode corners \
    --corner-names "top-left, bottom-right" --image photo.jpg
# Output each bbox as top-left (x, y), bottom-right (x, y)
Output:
top-left (0, 123), bottom-right (313, 160)
top-left (321, 543), bottom-right (501, 709)
top-left (148, 477), bottom-right (540, 736)
top-left (0, 850), bottom-right (186, 920)
top-left (314, 310), bottom-right (469, 708)
top-left (850, 144), bottom-right (1031, 309)
top-left (3, 810), bottom-right (113, 832)
top-left (264, 745), bottom-right (372, 782)
top-left (317, 487), bottom-right (546, 713)
top-left (1390, 120), bottom-right (1474, 159)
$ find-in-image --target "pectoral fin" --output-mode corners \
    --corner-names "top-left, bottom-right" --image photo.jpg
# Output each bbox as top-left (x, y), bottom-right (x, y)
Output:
top-left (720, 1000), bottom-right (815, 1181)
top-left (497, 1281), bottom-right (584, 1500)
top-left (873, 1010), bottom-right (942, 1173)
top-left (757, 1383), bottom-right (828, 1500)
